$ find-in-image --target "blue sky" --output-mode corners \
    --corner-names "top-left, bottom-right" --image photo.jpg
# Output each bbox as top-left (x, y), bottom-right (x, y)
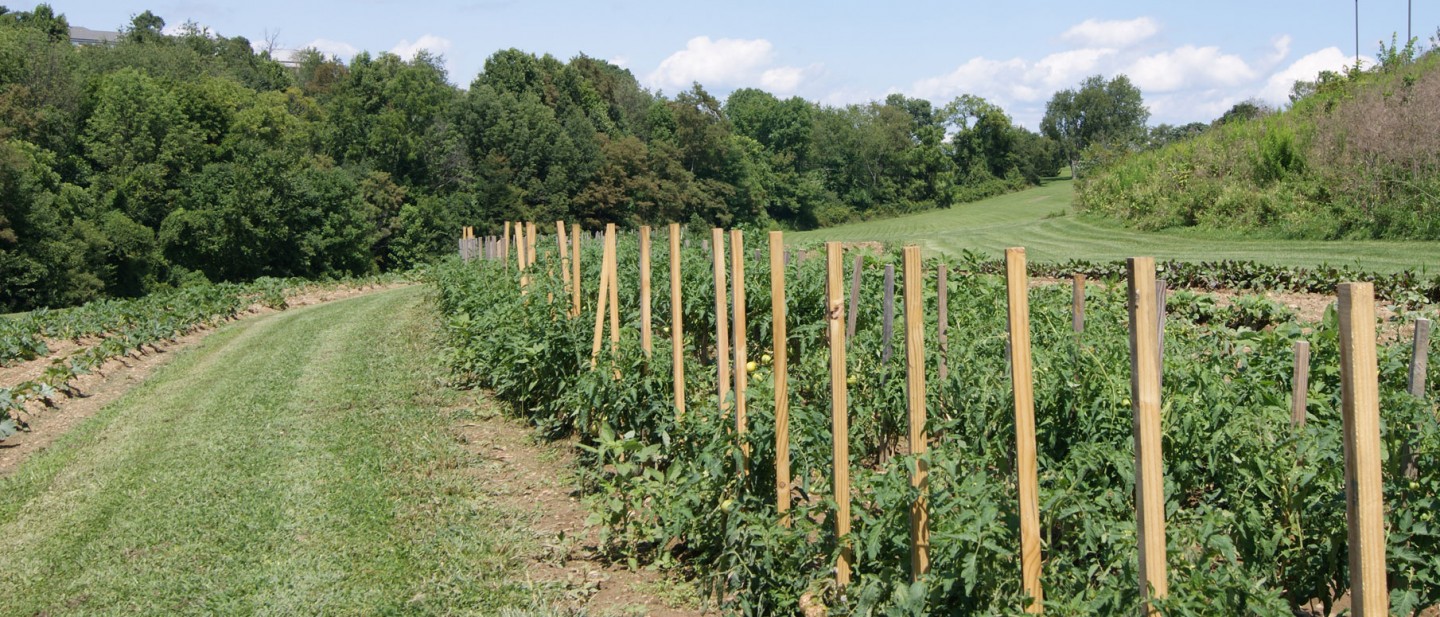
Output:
top-left (46, 1), bottom-right (1439, 128)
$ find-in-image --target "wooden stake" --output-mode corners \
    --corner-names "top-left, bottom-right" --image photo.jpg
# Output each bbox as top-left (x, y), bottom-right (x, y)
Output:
top-left (571, 223), bottom-right (582, 317)
top-left (1072, 274), bottom-right (1086, 334)
top-left (770, 231), bottom-right (790, 523)
top-left (1292, 341), bottom-right (1311, 427)
top-left (671, 223), bottom-right (686, 419)
top-left (503, 221), bottom-right (512, 270)
top-left (606, 224), bottom-right (619, 355)
top-left (1127, 257), bottom-right (1168, 609)
top-left (640, 226), bottom-right (653, 358)
top-left (731, 229), bottom-right (749, 467)
top-left (1410, 318), bottom-right (1431, 398)
top-left (1005, 248), bottom-right (1044, 613)
top-left (712, 228), bottom-right (731, 410)
top-left (938, 263), bottom-right (949, 383)
top-left (882, 264), bottom-right (896, 369)
top-left (590, 228), bottom-right (613, 369)
top-left (518, 222), bottom-right (530, 292)
top-left (902, 246), bottom-right (930, 582)
top-left (1338, 283), bottom-right (1388, 617)
top-left (1404, 318), bottom-right (1432, 478)
top-left (846, 254), bottom-right (862, 343)
top-left (825, 242), bottom-right (853, 590)
top-left (557, 221), bottom-right (571, 289)
top-left (526, 221), bottom-right (537, 268)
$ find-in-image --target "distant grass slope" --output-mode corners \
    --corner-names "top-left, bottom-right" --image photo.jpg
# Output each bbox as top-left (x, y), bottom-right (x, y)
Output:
top-left (1079, 46), bottom-right (1440, 241)
top-left (790, 178), bottom-right (1440, 272)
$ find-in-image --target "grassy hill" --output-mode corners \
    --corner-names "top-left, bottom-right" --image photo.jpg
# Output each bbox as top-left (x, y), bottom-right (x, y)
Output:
top-left (1078, 43), bottom-right (1440, 241)
top-left (789, 177), bottom-right (1440, 272)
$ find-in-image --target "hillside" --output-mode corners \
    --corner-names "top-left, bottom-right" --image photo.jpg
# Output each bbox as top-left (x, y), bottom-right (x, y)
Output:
top-left (1078, 41), bottom-right (1440, 241)
top-left (790, 178), bottom-right (1440, 272)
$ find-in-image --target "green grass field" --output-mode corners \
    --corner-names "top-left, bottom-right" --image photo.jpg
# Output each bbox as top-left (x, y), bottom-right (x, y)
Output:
top-left (791, 179), bottom-right (1440, 272)
top-left (0, 288), bottom-right (562, 615)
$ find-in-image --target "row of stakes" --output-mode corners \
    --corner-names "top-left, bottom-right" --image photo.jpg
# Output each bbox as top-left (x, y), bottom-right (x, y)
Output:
top-left (460, 221), bottom-right (1415, 616)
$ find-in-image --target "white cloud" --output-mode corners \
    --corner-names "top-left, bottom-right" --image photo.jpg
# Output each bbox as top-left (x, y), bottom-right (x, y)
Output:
top-left (300, 38), bottom-right (360, 60)
top-left (646, 36), bottom-right (818, 94)
top-left (390, 34), bottom-right (452, 60)
top-left (1027, 48), bottom-right (1118, 90)
top-left (648, 36), bottom-right (775, 91)
top-left (1258, 47), bottom-right (1354, 103)
top-left (1061, 17), bottom-right (1160, 49)
top-left (911, 56), bottom-right (1032, 102)
top-left (609, 55), bottom-right (630, 68)
top-left (1125, 45), bottom-right (1257, 92)
top-left (1267, 35), bottom-right (1293, 66)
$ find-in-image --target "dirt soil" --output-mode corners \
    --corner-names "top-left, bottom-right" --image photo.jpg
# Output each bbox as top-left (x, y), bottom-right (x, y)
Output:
top-left (453, 399), bottom-right (708, 616)
top-left (0, 283), bottom-right (413, 477)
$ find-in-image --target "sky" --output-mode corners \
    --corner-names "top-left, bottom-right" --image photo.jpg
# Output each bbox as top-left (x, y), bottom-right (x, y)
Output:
top-left (44, 1), bottom-right (1440, 129)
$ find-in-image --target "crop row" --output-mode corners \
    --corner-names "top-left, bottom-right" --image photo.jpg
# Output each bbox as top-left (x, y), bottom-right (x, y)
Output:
top-left (434, 229), bottom-right (1438, 615)
top-left (0, 274), bottom-right (407, 441)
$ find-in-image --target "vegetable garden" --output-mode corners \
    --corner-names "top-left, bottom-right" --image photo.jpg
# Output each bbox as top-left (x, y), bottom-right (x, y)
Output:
top-left (438, 224), bottom-right (1438, 615)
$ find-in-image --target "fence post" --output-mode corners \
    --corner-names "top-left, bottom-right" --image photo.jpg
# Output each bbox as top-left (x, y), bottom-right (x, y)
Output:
top-left (712, 228), bottom-right (731, 411)
top-left (1127, 257), bottom-right (1168, 611)
top-left (1005, 248), bottom-right (1044, 613)
top-left (902, 246), bottom-right (930, 582)
top-left (1073, 274), bottom-right (1086, 334)
top-left (825, 242), bottom-right (853, 592)
top-left (526, 221), bottom-right (537, 268)
top-left (770, 231), bottom-right (791, 523)
top-left (846, 254), bottom-right (862, 343)
top-left (1292, 341), bottom-right (1311, 427)
top-left (730, 229), bottom-right (749, 469)
top-left (1337, 282), bottom-right (1387, 617)
top-left (671, 223), bottom-right (686, 419)
top-left (640, 226), bottom-right (653, 358)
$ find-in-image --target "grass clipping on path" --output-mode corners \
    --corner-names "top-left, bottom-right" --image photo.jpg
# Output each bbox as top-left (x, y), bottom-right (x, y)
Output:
top-left (0, 288), bottom-right (553, 614)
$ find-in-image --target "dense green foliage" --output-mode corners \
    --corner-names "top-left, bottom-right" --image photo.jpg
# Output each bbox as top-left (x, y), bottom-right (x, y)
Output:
top-left (0, 4), bottom-right (1060, 313)
top-left (432, 235), bottom-right (1439, 615)
top-left (1041, 75), bottom-right (1149, 176)
top-left (1078, 33), bottom-right (1440, 241)
top-left (0, 272), bottom-right (405, 440)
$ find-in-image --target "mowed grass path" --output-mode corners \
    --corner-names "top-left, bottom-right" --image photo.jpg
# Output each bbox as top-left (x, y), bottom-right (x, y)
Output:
top-left (0, 287), bottom-right (550, 615)
top-left (791, 180), bottom-right (1440, 272)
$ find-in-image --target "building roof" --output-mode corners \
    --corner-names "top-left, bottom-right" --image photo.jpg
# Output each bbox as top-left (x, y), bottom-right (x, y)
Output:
top-left (69, 26), bottom-right (120, 46)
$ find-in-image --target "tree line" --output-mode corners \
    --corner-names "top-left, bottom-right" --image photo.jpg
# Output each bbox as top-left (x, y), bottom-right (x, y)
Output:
top-left (0, 4), bottom-right (1084, 311)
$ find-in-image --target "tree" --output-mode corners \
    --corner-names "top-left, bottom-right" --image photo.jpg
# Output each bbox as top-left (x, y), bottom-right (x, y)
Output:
top-left (1040, 74), bottom-right (1149, 175)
